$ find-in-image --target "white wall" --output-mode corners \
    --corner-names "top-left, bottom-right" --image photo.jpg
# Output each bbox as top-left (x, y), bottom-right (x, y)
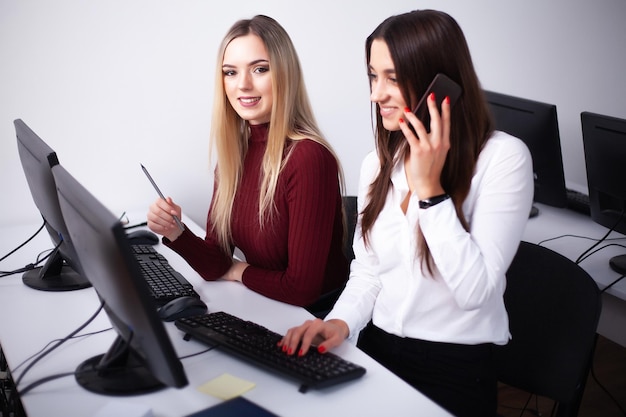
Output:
top-left (2, 0), bottom-right (625, 230)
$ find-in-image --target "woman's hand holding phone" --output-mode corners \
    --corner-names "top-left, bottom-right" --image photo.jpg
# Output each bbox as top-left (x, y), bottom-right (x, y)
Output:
top-left (399, 73), bottom-right (460, 200)
top-left (400, 93), bottom-right (451, 200)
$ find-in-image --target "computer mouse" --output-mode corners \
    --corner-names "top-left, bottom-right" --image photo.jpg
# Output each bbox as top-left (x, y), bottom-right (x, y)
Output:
top-left (126, 229), bottom-right (160, 246)
top-left (158, 296), bottom-right (208, 322)
top-left (529, 205), bottom-right (539, 218)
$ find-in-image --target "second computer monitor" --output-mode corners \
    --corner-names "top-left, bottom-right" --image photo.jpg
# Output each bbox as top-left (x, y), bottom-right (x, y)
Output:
top-left (52, 164), bottom-right (188, 395)
top-left (485, 91), bottom-right (568, 208)
top-left (15, 119), bottom-right (90, 291)
top-left (581, 111), bottom-right (626, 274)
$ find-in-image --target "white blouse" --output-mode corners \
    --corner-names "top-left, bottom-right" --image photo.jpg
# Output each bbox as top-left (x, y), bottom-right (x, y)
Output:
top-left (326, 131), bottom-right (534, 345)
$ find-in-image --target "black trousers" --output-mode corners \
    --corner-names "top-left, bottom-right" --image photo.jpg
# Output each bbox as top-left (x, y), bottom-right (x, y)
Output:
top-left (357, 322), bottom-right (497, 417)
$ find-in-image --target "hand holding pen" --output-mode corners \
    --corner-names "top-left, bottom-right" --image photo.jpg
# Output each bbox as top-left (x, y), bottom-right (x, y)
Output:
top-left (142, 164), bottom-right (186, 241)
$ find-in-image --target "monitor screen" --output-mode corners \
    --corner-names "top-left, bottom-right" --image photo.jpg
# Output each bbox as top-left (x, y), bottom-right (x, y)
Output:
top-left (581, 111), bottom-right (626, 274)
top-left (14, 119), bottom-right (90, 291)
top-left (485, 91), bottom-right (567, 208)
top-left (52, 164), bottom-right (188, 395)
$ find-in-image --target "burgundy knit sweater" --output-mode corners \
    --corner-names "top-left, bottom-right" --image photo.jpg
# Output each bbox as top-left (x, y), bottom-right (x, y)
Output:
top-left (166, 123), bottom-right (348, 307)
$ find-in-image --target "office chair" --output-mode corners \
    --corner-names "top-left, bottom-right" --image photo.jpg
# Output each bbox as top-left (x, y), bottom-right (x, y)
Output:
top-left (496, 241), bottom-right (602, 416)
top-left (341, 195), bottom-right (357, 261)
top-left (307, 196), bottom-right (358, 318)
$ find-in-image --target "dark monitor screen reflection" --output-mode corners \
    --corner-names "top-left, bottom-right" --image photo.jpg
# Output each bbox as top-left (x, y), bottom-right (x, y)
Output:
top-left (485, 91), bottom-right (568, 211)
top-left (14, 119), bottom-right (90, 291)
top-left (52, 164), bottom-right (188, 395)
top-left (581, 111), bottom-right (626, 275)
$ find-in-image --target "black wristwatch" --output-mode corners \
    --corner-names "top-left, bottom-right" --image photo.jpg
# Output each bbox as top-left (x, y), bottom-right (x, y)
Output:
top-left (418, 193), bottom-right (450, 209)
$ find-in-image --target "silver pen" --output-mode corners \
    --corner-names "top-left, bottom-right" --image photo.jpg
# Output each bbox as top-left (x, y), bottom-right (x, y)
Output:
top-left (141, 164), bottom-right (184, 231)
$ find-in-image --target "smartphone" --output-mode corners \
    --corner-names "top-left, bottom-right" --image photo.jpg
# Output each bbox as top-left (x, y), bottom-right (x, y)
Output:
top-left (411, 73), bottom-right (462, 133)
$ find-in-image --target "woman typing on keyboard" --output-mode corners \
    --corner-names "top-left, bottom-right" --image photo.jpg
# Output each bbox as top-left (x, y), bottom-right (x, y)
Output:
top-left (280, 10), bottom-right (533, 417)
top-left (146, 15), bottom-right (348, 312)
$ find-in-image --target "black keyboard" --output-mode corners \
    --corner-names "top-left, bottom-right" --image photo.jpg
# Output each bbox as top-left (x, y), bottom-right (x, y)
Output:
top-left (131, 244), bottom-right (200, 307)
top-left (566, 189), bottom-right (590, 216)
top-left (175, 311), bottom-right (366, 393)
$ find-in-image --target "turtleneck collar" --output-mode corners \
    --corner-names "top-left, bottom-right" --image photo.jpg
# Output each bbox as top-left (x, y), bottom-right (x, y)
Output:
top-left (249, 123), bottom-right (270, 142)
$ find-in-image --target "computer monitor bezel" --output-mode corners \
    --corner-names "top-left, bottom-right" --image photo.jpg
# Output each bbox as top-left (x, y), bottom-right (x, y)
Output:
top-left (581, 111), bottom-right (626, 274)
top-left (484, 90), bottom-right (568, 208)
top-left (14, 119), bottom-right (90, 291)
top-left (52, 164), bottom-right (188, 395)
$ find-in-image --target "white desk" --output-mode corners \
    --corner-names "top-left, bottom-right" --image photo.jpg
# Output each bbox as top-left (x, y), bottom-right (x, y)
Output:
top-left (523, 203), bottom-right (626, 347)
top-left (0, 215), bottom-right (451, 417)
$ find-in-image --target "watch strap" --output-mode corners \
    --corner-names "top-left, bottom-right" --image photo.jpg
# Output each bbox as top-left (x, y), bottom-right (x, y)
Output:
top-left (418, 193), bottom-right (450, 209)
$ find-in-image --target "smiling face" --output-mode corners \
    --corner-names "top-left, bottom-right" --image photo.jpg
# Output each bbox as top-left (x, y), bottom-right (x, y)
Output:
top-left (222, 34), bottom-right (273, 125)
top-left (368, 39), bottom-right (408, 132)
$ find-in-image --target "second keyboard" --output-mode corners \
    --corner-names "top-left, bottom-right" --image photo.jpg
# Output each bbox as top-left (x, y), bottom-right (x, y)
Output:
top-left (175, 311), bottom-right (366, 393)
top-left (131, 244), bottom-right (200, 307)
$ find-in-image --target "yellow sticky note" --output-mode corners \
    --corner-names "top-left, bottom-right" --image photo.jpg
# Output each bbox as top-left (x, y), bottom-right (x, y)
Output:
top-left (197, 373), bottom-right (256, 400)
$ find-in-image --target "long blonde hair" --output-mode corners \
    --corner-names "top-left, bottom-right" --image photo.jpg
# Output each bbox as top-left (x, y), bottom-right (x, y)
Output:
top-left (210, 15), bottom-right (344, 252)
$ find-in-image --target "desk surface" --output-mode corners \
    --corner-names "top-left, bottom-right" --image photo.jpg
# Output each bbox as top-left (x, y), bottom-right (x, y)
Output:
top-left (523, 203), bottom-right (626, 300)
top-left (0, 215), bottom-right (450, 417)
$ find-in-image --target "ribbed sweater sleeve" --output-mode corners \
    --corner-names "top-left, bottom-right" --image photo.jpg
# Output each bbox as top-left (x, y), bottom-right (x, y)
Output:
top-left (164, 197), bottom-right (234, 281)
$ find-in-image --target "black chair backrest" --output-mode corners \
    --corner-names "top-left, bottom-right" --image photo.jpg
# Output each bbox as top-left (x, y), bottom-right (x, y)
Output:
top-left (495, 241), bottom-right (601, 415)
top-left (342, 196), bottom-right (357, 261)
top-left (306, 196), bottom-right (358, 319)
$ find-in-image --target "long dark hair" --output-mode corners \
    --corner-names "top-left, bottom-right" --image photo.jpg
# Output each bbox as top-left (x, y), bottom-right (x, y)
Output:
top-left (361, 9), bottom-right (494, 273)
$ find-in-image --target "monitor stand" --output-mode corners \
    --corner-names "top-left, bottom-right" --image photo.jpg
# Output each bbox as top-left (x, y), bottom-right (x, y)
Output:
top-left (75, 335), bottom-right (165, 396)
top-left (22, 247), bottom-right (91, 291)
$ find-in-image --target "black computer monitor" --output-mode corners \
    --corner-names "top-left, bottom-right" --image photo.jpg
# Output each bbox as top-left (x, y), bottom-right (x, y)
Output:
top-left (14, 119), bottom-right (90, 291)
top-left (52, 164), bottom-right (188, 395)
top-left (485, 91), bottom-right (568, 208)
top-left (581, 111), bottom-right (626, 275)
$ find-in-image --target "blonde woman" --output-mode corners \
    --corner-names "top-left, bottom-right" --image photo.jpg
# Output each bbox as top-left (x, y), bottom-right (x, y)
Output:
top-left (148, 15), bottom-right (348, 309)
